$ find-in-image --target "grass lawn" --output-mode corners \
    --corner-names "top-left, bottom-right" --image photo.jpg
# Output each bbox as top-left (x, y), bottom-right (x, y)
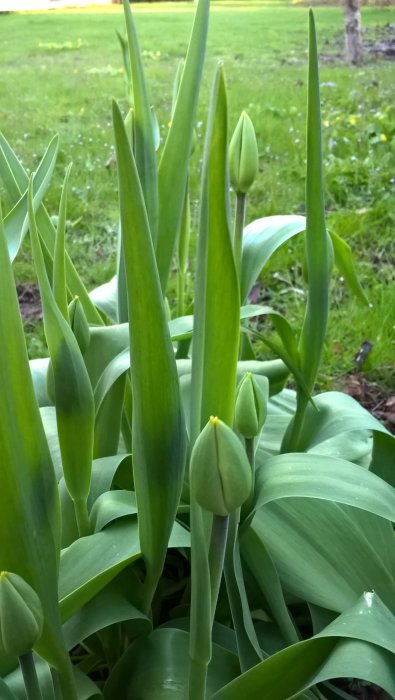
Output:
top-left (0, 1), bottom-right (394, 391)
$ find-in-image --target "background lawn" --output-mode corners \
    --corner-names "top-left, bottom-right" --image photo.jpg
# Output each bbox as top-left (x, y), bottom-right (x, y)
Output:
top-left (0, 1), bottom-right (394, 396)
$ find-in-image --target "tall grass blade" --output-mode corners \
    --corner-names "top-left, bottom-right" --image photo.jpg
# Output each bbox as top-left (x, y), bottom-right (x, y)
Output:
top-left (156, 0), bottom-right (210, 292)
top-left (112, 100), bottom-right (187, 611)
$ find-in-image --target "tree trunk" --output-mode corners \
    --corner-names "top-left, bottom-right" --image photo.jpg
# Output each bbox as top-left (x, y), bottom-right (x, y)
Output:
top-left (343, 0), bottom-right (363, 64)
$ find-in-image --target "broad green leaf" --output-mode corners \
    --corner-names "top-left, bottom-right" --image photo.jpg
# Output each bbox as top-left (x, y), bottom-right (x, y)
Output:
top-left (316, 591), bottom-right (395, 652)
top-left (90, 490), bottom-right (137, 532)
top-left (370, 431), bottom-right (395, 488)
top-left (0, 132), bottom-right (102, 324)
top-left (59, 455), bottom-right (133, 548)
top-left (122, 0), bottom-right (158, 243)
top-left (93, 373), bottom-right (126, 459)
top-left (30, 357), bottom-right (52, 407)
top-left (252, 498), bottom-right (395, 613)
top-left (329, 229), bottom-right (368, 305)
top-left (113, 99), bottom-right (187, 609)
top-left (240, 215), bottom-right (306, 302)
top-left (62, 575), bottom-right (150, 651)
top-left (239, 215), bottom-right (366, 307)
top-left (88, 454), bottom-right (134, 507)
top-left (0, 200), bottom-right (66, 669)
top-left (59, 519), bottom-right (141, 620)
top-left (89, 276), bottom-right (118, 322)
top-left (0, 677), bottom-right (18, 699)
top-left (252, 452), bottom-right (395, 523)
top-left (241, 527), bottom-right (299, 647)
top-left (293, 391), bottom-right (390, 453)
top-left (157, 0), bottom-right (210, 291)
top-left (103, 628), bottom-right (239, 700)
top-left (59, 519), bottom-right (190, 620)
top-left (3, 135), bottom-right (58, 261)
top-left (212, 592), bottom-right (395, 699)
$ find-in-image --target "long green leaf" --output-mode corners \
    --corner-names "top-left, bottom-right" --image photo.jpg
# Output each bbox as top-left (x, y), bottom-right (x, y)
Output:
top-left (0, 132), bottom-right (102, 324)
top-left (252, 499), bottom-right (395, 613)
top-left (62, 573), bottom-right (150, 651)
top-left (122, 0), bottom-right (158, 243)
top-left (103, 628), bottom-right (239, 700)
top-left (329, 230), bottom-right (369, 305)
top-left (252, 452), bottom-right (395, 522)
top-left (240, 215), bottom-right (306, 302)
top-left (191, 66), bottom-right (239, 435)
top-left (112, 99), bottom-right (187, 610)
top-left (3, 135), bottom-right (58, 261)
top-left (212, 593), bottom-right (395, 699)
top-left (298, 11), bottom-right (329, 390)
top-left (53, 163), bottom-right (72, 320)
top-left (157, 0), bottom-right (210, 291)
top-left (59, 520), bottom-right (189, 621)
top-left (0, 200), bottom-right (66, 669)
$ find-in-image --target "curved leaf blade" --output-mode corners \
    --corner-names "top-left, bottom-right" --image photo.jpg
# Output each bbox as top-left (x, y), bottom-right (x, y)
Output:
top-left (113, 100), bottom-right (187, 608)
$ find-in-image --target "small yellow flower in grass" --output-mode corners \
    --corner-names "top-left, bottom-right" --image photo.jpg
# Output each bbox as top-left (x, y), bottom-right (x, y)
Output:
top-left (190, 416), bottom-right (252, 516)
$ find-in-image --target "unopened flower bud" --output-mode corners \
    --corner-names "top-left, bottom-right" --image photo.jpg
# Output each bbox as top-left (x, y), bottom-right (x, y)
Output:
top-left (235, 373), bottom-right (268, 438)
top-left (229, 111), bottom-right (259, 195)
top-left (190, 417), bottom-right (252, 516)
top-left (0, 572), bottom-right (43, 657)
top-left (68, 296), bottom-right (90, 354)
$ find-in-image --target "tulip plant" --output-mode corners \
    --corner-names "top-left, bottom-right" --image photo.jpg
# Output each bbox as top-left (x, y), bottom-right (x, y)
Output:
top-left (0, 0), bottom-right (394, 698)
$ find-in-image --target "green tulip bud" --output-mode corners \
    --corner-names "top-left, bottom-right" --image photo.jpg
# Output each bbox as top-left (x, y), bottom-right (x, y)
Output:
top-left (235, 373), bottom-right (268, 438)
top-left (68, 296), bottom-right (90, 354)
top-left (229, 111), bottom-right (259, 195)
top-left (190, 417), bottom-right (252, 516)
top-left (0, 572), bottom-right (43, 657)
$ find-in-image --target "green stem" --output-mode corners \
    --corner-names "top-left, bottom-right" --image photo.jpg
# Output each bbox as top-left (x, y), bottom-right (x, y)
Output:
top-left (208, 514), bottom-right (229, 622)
top-left (280, 389), bottom-right (308, 453)
top-left (19, 653), bottom-right (43, 700)
top-left (233, 193), bottom-right (247, 283)
top-left (178, 269), bottom-right (185, 318)
top-left (57, 659), bottom-right (78, 700)
top-left (188, 658), bottom-right (208, 700)
top-left (50, 669), bottom-right (62, 700)
top-left (188, 503), bottom-right (211, 700)
top-left (241, 437), bottom-right (255, 522)
top-left (73, 497), bottom-right (91, 538)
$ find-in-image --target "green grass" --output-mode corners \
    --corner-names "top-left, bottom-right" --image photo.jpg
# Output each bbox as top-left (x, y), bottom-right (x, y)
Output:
top-left (0, 1), bottom-right (394, 388)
